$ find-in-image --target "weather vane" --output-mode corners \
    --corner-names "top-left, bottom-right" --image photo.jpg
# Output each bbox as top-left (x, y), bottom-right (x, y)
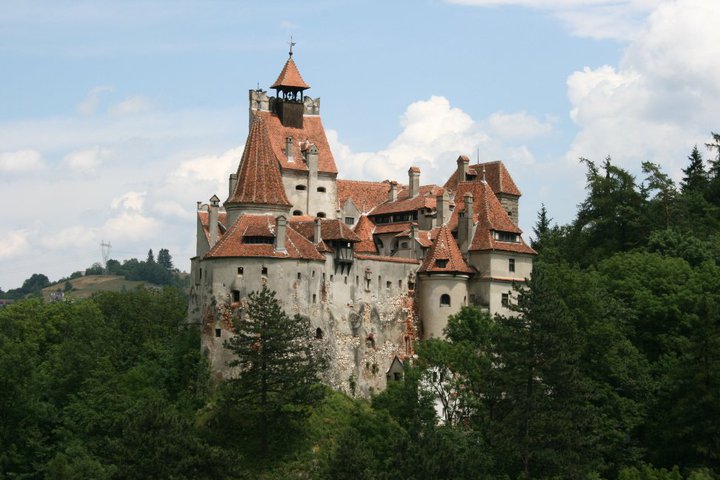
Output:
top-left (288, 35), bottom-right (296, 56)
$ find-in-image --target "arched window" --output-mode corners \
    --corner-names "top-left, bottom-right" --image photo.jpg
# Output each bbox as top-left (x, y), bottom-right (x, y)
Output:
top-left (295, 185), bottom-right (307, 190)
top-left (315, 327), bottom-right (324, 339)
top-left (317, 212), bottom-right (326, 218)
top-left (440, 294), bottom-right (451, 307)
top-left (317, 186), bottom-right (326, 192)
top-left (293, 210), bottom-right (303, 216)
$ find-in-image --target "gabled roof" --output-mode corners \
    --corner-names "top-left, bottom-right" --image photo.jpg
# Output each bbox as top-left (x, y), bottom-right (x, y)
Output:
top-left (419, 225), bottom-right (474, 274)
top-left (353, 215), bottom-right (378, 253)
top-left (291, 218), bottom-right (361, 243)
top-left (370, 185), bottom-right (443, 216)
top-left (337, 179), bottom-right (394, 213)
top-left (270, 57), bottom-right (310, 90)
top-left (205, 215), bottom-right (324, 261)
top-left (227, 113), bottom-right (291, 207)
top-left (448, 181), bottom-right (521, 234)
top-left (257, 111), bottom-right (337, 174)
top-left (469, 182), bottom-right (536, 255)
top-left (444, 160), bottom-right (521, 197)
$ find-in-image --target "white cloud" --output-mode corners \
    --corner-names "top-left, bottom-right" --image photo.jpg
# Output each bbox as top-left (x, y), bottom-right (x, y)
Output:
top-left (329, 96), bottom-right (544, 186)
top-left (76, 85), bottom-right (114, 116)
top-left (61, 146), bottom-right (110, 174)
top-left (39, 226), bottom-right (97, 251)
top-left (152, 200), bottom-right (192, 219)
top-left (111, 191), bottom-right (146, 211)
top-left (565, 0), bottom-right (720, 178)
top-left (108, 96), bottom-right (155, 116)
top-left (0, 149), bottom-right (46, 174)
top-left (0, 230), bottom-right (29, 259)
top-left (101, 211), bottom-right (161, 242)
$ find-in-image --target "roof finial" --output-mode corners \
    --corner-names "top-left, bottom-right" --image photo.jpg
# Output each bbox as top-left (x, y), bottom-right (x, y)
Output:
top-left (288, 35), bottom-right (296, 57)
top-left (482, 165), bottom-right (487, 183)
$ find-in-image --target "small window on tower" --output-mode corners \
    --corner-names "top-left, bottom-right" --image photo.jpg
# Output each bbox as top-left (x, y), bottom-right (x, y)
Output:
top-left (440, 294), bottom-right (451, 307)
top-left (295, 185), bottom-right (307, 191)
top-left (502, 293), bottom-right (510, 307)
top-left (261, 266), bottom-right (268, 276)
top-left (509, 258), bottom-right (515, 273)
top-left (317, 186), bottom-right (326, 193)
top-left (315, 327), bottom-right (324, 339)
top-left (232, 290), bottom-right (240, 303)
top-left (317, 212), bottom-right (326, 218)
top-left (436, 259), bottom-right (448, 268)
top-left (297, 272), bottom-right (301, 280)
top-left (237, 267), bottom-right (243, 275)
top-left (215, 328), bottom-right (221, 338)
top-left (293, 210), bottom-right (303, 216)
top-left (386, 281), bottom-right (391, 289)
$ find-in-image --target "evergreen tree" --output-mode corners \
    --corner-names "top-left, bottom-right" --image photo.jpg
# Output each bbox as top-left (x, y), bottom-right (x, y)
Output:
top-left (146, 249), bottom-right (155, 264)
top-left (157, 248), bottom-right (173, 270)
top-left (642, 161), bottom-right (677, 229)
top-left (221, 287), bottom-right (326, 456)
top-left (681, 146), bottom-right (708, 193)
top-left (531, 203), bottom-right (551, 249)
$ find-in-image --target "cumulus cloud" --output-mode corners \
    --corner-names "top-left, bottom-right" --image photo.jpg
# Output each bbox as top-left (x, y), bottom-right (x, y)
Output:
top-left (329, 96), bottom-right (545, 185)
top-left (111, 191), bottom-right (146, 211)
top-left (101, 211), bottom-right (161, 242)
top-left (108, 96), bottom-right (155, 116)
top-left (61, 146), bottom-right (110, 174)
top-left (76, 85), bottom-right (114, 115)
top-left (0, 230), bottom-right (29, 259)
top-left (0, 149), bottom-right (46, 174)
top-left (39, 226), bottom-right (97, 250)
top-left (565, 0), bottom-right (720, 177)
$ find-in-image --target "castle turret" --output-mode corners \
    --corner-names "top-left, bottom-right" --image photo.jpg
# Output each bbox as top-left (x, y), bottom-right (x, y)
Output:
top-left (271, 48), bottom-right (310, 128)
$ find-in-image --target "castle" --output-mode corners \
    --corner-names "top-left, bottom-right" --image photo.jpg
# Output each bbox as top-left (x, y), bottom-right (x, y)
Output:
top-left (188, 51), bottom-right (536, 395)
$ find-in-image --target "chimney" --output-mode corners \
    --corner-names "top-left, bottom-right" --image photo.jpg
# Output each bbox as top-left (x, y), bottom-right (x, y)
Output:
top-left (389, 181), bottom-right (398, 202)
top-left (456, 155), bottom-right (470, 182)
top-left (408, 166), bottom-right (420, 198)
top-left (229, 173), bottom-right (238, 199)
top-left (285, 136), bottom-right (294, 163)
top-left (275, 215), bottom-right (287, 253)
top-left (209, 195), bottom-right (220, 247)
top-left (435, 189), bottom-right (450, 226)
top-left (314, 218), bottom-right (322, 244)
top-left (462, 192), bottom-right (475, 254)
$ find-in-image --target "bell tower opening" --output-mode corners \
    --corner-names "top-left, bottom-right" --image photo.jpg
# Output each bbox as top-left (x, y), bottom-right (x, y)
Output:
top-left (271, 40), bottom-right (310, 129)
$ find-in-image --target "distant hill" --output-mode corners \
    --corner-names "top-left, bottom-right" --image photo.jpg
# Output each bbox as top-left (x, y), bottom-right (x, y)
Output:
top-left (41, 275), bottom-right (160, 301)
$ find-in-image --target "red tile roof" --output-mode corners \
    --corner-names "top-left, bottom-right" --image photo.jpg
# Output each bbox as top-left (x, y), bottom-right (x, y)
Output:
top-left (290, 218), bottom-right (360, 243)
top-left (419, 225), bottom-right (474, 274)
top-left (337, 179), bottom-right (393, 213)
top-left (370, 185), bottom-right (443, 216)
top-left (444, 160), bottom-right (521, 197)
top-left (205, 215), bottom-right (324, 261)
top-left (373, 222), bottom-right (413, 235)
top-left (227, 113), bottom-right (291, 207)
top-left (354, 254), bottom-right (420, 264)
top-left (258, 111), bottom-right (337, 174)
top-left (270, 57), bottom-right (310, 89)
top-left (448, 181), bottom-right (521, 234)
top-left (353, 215), bottom-right (378, 253)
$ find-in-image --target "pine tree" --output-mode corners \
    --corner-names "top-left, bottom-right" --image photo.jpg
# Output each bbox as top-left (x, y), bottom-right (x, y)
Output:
top-left (531, 203), bottom-right (551, 250)
top-left (222, 286), bottom-right (326, 456)
top-left (681, 146), bottom-right (708, 193)
top-left (157, 248), bottom-right (173, 270)
top-left (146, 249), bottom-right (155, 264)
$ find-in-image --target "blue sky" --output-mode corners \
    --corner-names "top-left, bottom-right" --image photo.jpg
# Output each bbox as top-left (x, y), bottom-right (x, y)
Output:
top-left (2, 0), bottom-right (719, 289)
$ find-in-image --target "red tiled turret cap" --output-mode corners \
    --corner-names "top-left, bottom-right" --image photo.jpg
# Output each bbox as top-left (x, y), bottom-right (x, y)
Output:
top-left (271, 57), bottom-right (310, 90)
top-left (227, 113), bottom-right (291, 207)
top-left (419, 224), bottom-right (474, 274)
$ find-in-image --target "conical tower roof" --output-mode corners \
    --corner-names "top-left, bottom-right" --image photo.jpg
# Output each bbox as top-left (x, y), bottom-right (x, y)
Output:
top-left (419, 224), bottom-right (474, 274)
top-left (271, 56), bottom-right (310, 90)
top-left (227, 113), bottom-right (291, 207)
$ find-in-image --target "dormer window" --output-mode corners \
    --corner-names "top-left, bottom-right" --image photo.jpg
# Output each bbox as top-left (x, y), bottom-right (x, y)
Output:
top-left (243, 236), bottom-right (274, 244)
top-left (494, 231), bottom-right (519, 243)
top-left (436, 259), bottom-right (448, 268)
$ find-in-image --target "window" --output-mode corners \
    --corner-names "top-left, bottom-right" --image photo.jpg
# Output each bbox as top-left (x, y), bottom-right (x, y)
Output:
top-left (261, 266), bottom-right (268, 275)
top-left (199, 268), bottom-right (202, 279)
top-left (312, 270), bottom-right (316, 278)
top-left (330, 275), bottom-right (334, 281)
top-left (398, 279), bottom-right (402, 288)
top-left (393, 372), bottom-right (402, 381)
top-left (317, 212), bottom-right (326, 218)
top-left (400, 241), bottom-right (409, 249)
top-left (297, 272), bottom-right (301, 280)
top-left (232, 290), bottom-right (240, 302)
top-left (293, 210), bottom-right (303, 216)
top-left (315, 328), bottom-right (324, 339)
top-left (386, 281), bottom-right (391, 289)
top-left (507, 211), bottom-right (513, 217)
top-left (509, 258), bottom-right (515, 272)
top-left (502, 293), bottom-right (510, 307)
top-left (440, 294), bottom-right (451, 307)
top-left (344, 276), bottom-right (348, 284)
top-left (436, 259), bottom-right (448, 268)
top-left (345, 216), bottom-right (355, 225)
top-left (494, 231), bottom-right (519, 242)
top-left (244, 236), bottom-right (273, 244)
top-left (356, 275), bottom-right (359, 285)
top-left (312, 294), bottom-right (317, 304)
top-left (317, 186), bottom-right (326, 192)
top-left (215, 328), bottom-right (221, 338)
top-left (295, 184), bottom-right (307, 190)
top-left (237, 267), bottom-right (243, 275)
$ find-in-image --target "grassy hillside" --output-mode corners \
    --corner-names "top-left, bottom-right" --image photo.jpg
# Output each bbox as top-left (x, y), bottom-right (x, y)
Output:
top-left (41, 275), bottom-right (156, 301)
